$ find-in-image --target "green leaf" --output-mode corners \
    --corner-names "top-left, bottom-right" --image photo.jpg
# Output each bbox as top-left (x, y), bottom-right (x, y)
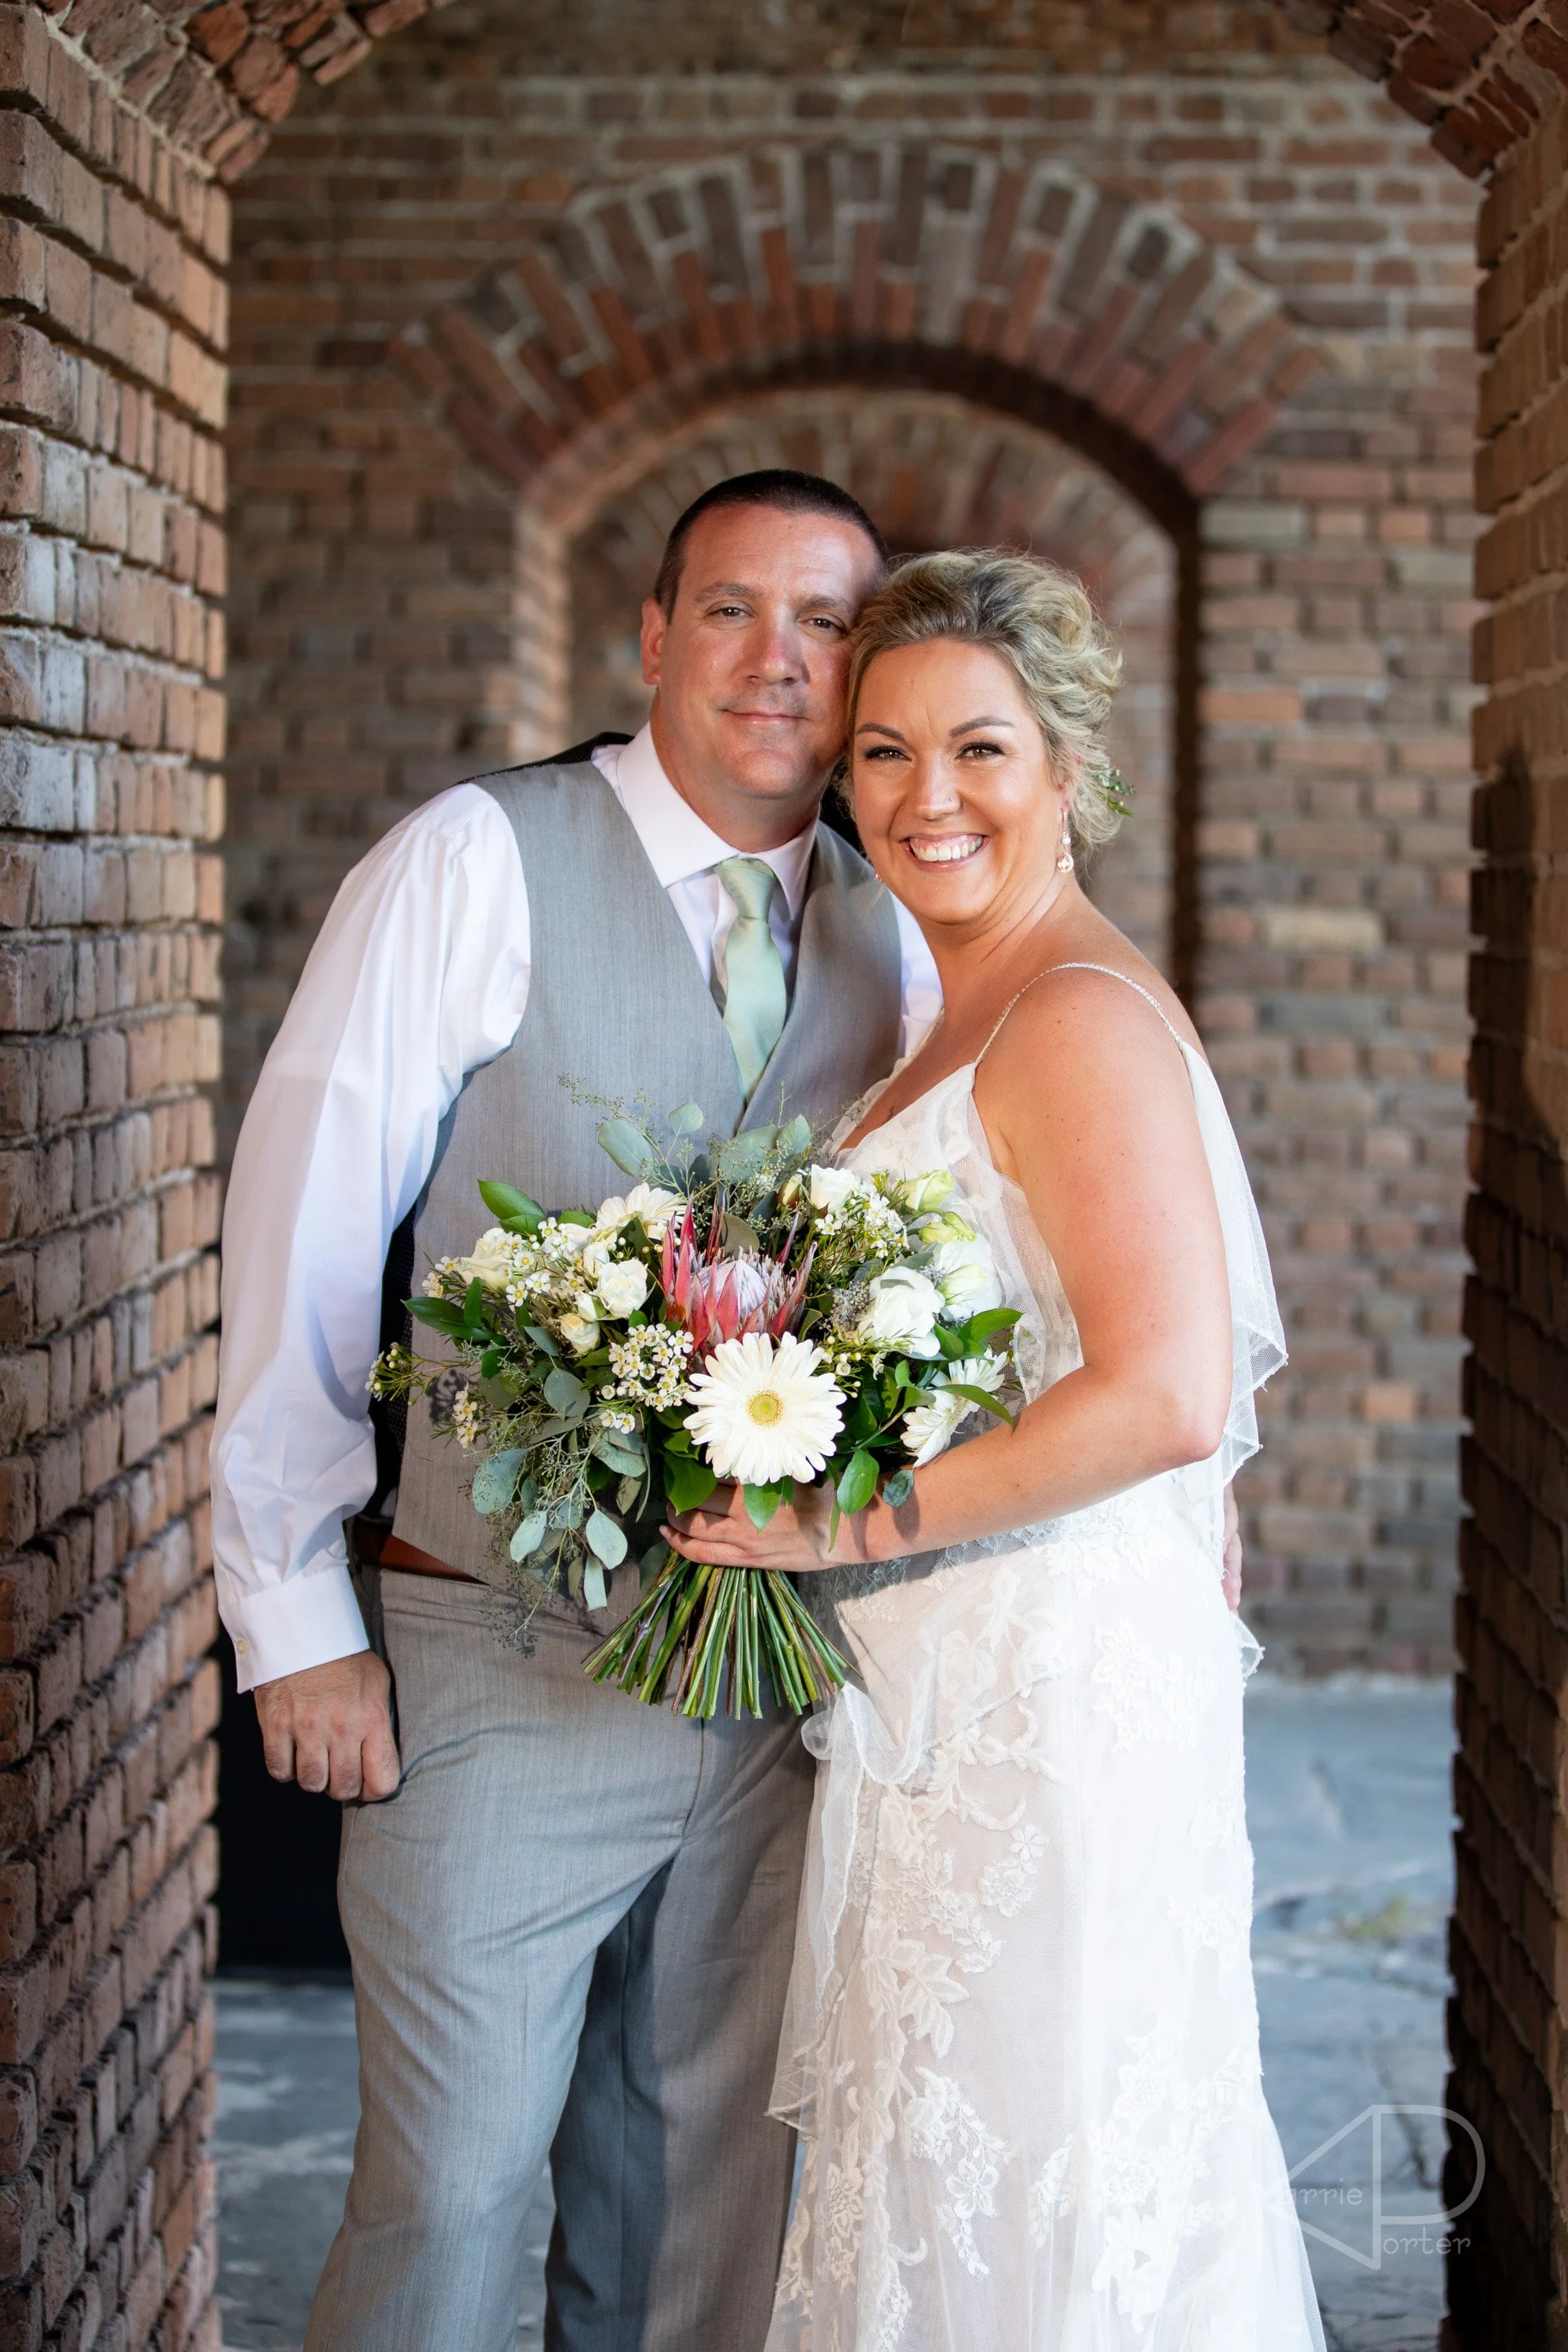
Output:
top-left (472, 1449), bottom-right (526, 1514)
top-left (478, 1179), bottom-right (543, 1231)
top-left (742, 1479), bottom-right (793, 1529)
top-left (593, 1431), bottom-right (645, 1477)
top-left (543, 1367), bottom-right (588, 1414)
top-left (510, 1510), bottom-right (547, 1561)
top-left (550, 1492), bottom-right (585, 1529)
top-left (615, 1473), bottom-right (642, 1514)
top-left (836, 1449), bottom-right (878, 1515)
top-left (722, 1212), bottom-right (761, 1254)
top-left (586, 1508), bottom-right (628, 1568)
top-left (583, 1562), bottom-right (608, 1611)
top-left (462, 1278), bottom-right (488, 1332)
top-left (408, 1297), bottom-right (465, 1335)
top-left (598, 1116), bottom-right (657, 1178)
top-left (523, 1322), bottom-right (560, 1356)
top-left (775, 1114), bottom-right (812, 1160)
top-left (941, 1381), bottom-right (1017, 1428)
top-left (559, 1207), bottom-right (596, 1228)
top-left (935, 1324), bottom-right (968, 1359)
top-left (882, 1466), bottom-right (915, 1508)
top-left (957, 1307), bottom-right (1022, 1348)
top-left (667, 1101), bottom-right (705, 1136)
top-left (664, 1453), bottom-right (717, 1514)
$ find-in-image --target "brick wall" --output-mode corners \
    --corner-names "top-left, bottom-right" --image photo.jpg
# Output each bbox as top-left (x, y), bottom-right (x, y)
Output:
top-left (0, 9), bottom-right (225, 2349)
top-left (224, 15), bottom-right (1480, 1671)
top-left (1446, 82), bottom-right (1568, 2351)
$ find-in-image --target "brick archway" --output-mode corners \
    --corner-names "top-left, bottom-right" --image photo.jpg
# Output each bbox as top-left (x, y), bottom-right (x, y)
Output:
top-left (383, 147), bottom-right (1323, 516)
top-left (40, 0), bottom-right (1568, 180)
top-left (7, 4), bottom-right (1567, 2350)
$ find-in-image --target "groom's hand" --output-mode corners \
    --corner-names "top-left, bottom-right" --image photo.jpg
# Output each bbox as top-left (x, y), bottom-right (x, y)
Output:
top-left (253, 1653), bottom-right (401, 1802)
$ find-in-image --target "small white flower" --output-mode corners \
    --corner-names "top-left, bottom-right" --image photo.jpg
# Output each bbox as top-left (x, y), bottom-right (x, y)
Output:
top-left (855, 1265), bottom-right (943, 1357)
top-left (901, 1355), bottom-right (1006, 1467)
top-left (449, 1389), bottom-right (484, 1451)
top-left (928, 1234), bottom-right (1004, 1316)
top-left (558, 1312), bottom-right (600, 1355)
top-left (595, 1258), bottom-right (651, 1318)
top-left (685, 1332), bottom-right (844, 1486)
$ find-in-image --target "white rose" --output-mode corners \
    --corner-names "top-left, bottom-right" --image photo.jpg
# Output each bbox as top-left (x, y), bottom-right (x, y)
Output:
top-left (895, 1171), bottom-right (954, 1215)
top-left (855, 1265), bottom-right (942, 1357)
top-left (454, 1227), bottom-right (520, 1292)
top-left (808, 1165), bottom-right (862, 1214)
top-left (558, 1312), bottom-right (600, 1356)
top-left (595, 1258), bottom-right (650, 1318)
top-left (593, 1185), bottom-right (684, 1240)
top-left (929, 1235), bottom-right (1004, 1316)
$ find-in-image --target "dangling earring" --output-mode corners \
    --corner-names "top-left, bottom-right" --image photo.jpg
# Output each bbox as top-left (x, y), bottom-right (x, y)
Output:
top-left (1056, 808), bottom-right (1074, 874)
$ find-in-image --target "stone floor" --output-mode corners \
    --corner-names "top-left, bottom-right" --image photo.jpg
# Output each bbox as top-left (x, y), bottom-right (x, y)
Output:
top-left (214, 1675), bottom-right (1456, 2351)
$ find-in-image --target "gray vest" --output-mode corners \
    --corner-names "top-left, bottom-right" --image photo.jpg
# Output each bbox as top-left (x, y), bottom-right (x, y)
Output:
top-left (388, 759), bottom-right (904, 1617)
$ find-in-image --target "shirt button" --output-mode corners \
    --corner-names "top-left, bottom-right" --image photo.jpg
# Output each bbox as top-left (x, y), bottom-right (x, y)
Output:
top-left (237, 1639), bottom-right (248, 1654)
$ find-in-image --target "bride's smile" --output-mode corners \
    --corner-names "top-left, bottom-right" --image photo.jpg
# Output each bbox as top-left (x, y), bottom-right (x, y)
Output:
top-left (850, 635), bottom-right (1076, 950)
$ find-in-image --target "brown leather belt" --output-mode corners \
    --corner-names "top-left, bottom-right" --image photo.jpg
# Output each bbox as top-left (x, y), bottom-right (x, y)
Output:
top-left (350, 1515), bottom-right (481, 1584)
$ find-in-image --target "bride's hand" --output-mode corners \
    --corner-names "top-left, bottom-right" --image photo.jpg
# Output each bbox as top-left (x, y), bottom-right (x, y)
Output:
top-left (663, 1482), bottom-right (842, 1573)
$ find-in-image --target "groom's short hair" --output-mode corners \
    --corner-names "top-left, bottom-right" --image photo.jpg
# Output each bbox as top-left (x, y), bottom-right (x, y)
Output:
top-left (653, 470), bottom-right (888, 616)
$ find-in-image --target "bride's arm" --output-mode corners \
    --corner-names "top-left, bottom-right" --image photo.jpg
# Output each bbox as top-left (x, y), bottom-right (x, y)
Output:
top-left (666, 971), bottom-right (1236, 1573)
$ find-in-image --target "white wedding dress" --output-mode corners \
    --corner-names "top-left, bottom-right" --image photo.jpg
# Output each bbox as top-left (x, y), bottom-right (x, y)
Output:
top-left (766, 965), bottom-right (1326, 2352)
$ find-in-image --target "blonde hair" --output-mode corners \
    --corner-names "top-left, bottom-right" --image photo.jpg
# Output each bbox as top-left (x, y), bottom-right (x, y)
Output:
top-left (845, 550), bottom-right (1127, 851)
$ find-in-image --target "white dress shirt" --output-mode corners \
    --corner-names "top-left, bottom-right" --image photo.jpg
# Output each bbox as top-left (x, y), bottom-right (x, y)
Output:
top-left (212, 725), bottom-right (942, 1690)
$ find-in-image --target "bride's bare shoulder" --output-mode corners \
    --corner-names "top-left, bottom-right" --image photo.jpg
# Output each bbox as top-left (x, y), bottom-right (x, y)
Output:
top-left (978, 954), bottom-right (1201, 1103)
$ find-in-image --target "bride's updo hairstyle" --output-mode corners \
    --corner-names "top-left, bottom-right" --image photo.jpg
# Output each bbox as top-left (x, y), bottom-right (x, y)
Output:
top-left (845, 550), bottom-right (1126, 851)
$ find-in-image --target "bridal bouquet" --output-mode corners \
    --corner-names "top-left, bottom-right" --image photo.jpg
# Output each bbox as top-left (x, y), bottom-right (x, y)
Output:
top-left (369, 1103), bottom-right (1020, 1719)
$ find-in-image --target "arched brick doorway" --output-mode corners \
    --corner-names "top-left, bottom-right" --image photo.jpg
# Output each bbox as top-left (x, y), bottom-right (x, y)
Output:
top-left (3, 0), bottom-right (1564, 2346)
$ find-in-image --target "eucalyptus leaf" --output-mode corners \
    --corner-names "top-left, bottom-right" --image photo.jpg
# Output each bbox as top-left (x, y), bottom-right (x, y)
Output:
top-left (667, 1101), bottom-right (705, 1136)
top-left (598, 1116), bottom-right (657, 1178)
top-left (550, 1492), bottom-right (585, 1529)
top-left (509, 1510), bottom-right (548, 1561)
top-left (835, 1448), bottom-right (878, 1516)
top-left (722, 1212), bottom-right (761, 1254)
top-left (583, 1562), bottom-right (608, 1611)
top-left (524, 1323), bottom-right (560, 1356)
top-left (882, 1466), bottom-right (915, 1508)
top-left (586, 1508), bottom-right (629, 1568)
top-left (544, 1367), bottom-right (589, 1414)
top-left (593, 1432), bottom-right (645, 1476)
top-left (775, 1114), bottom-right (812, 1160)
top-left (717, 1127), bottom-right (774, 1184)
top-left (616, 1473), bottom-right (642, 1513)
top-left (471, 1448), bottom-right (526, 1515)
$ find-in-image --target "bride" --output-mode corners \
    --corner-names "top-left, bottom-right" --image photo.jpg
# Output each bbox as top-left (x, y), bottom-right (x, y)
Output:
top-left (665, 550), bottom-right (1326, 2350)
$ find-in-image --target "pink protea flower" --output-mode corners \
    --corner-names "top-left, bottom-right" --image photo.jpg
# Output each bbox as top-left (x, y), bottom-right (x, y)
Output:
top-left (661, 1209), bottom-right (812, 1359)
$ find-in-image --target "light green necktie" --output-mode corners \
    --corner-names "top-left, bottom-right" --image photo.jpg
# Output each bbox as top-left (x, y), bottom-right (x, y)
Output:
top-left (716, 855), bottom-right (787, 1098)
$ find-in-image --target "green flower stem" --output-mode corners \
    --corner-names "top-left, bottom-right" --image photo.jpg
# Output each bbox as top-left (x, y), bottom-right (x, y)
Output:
top-left (584, 1552), bottom-right (851, 1720)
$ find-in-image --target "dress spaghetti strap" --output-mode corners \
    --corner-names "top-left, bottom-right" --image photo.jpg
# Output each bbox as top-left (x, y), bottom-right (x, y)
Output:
top-left (976, 960), bottom-right (1186, 1062)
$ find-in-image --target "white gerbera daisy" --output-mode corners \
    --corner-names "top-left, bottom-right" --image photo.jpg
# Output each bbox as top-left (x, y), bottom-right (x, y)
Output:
top-left (684, 1332), bottom-right (845, 1486)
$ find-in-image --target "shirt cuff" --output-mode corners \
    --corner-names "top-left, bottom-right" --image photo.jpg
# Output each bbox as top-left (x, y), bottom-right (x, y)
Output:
top-left (222, 1559), bottom-right (370, 1693)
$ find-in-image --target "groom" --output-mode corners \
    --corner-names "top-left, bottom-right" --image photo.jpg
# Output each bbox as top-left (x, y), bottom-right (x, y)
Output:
top-left (211, 470), bottom-right (941, 2351)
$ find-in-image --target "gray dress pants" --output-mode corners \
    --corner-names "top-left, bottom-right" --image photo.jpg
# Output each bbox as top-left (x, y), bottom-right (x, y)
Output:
top-left (303, 1569), bottom-right (815, 2352)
